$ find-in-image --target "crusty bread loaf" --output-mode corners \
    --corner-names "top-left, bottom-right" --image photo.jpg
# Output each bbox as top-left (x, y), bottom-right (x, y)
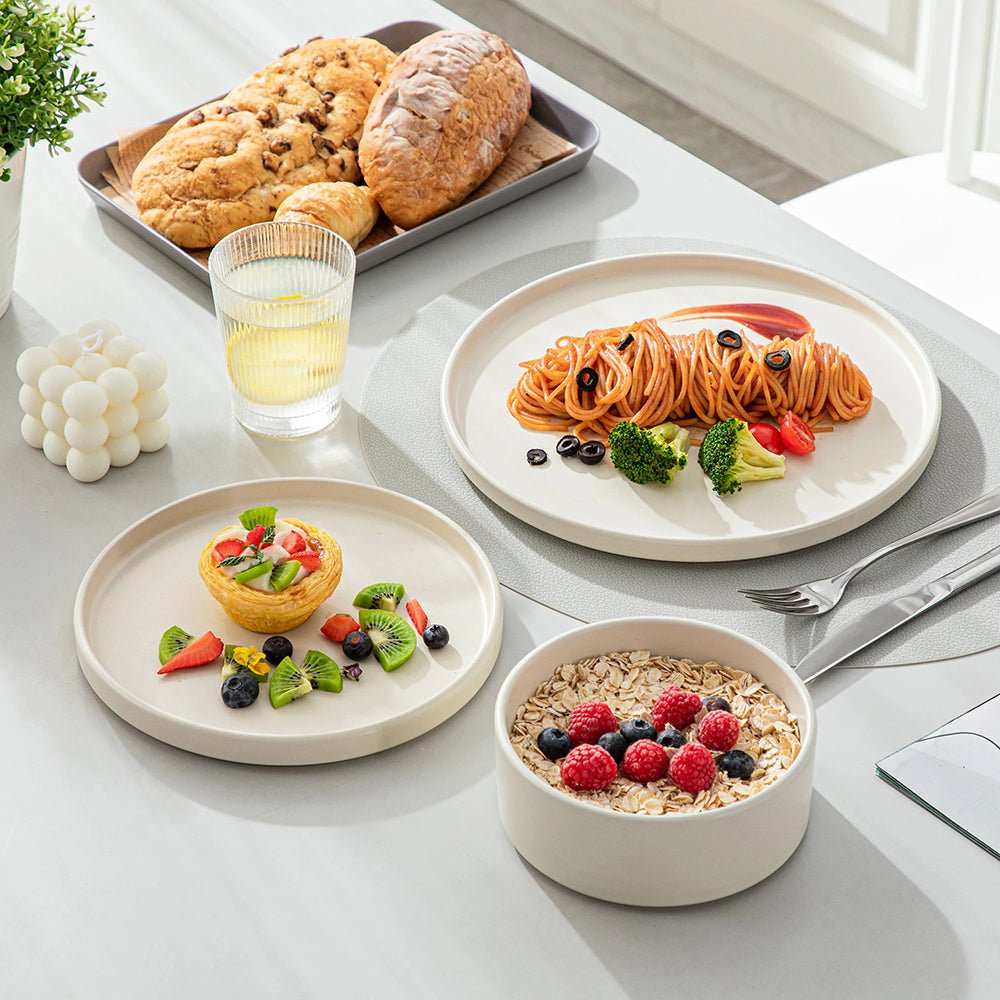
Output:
top-left (358, 30), bottom-right (531, 229)
top-left (274, 182), bottom-right (379, 248)
top-left (132, 37), bottom-right (394, 248)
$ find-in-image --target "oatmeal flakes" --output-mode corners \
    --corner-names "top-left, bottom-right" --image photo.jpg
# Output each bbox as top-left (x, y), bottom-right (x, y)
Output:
top-left (510, 650), bottom-right (802, 816)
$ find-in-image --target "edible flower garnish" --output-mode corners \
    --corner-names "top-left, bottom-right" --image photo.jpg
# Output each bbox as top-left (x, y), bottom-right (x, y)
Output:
top-left (232, 645), bottom-right (269, 676)
top-left (342, 663), bottom-right (363, 682)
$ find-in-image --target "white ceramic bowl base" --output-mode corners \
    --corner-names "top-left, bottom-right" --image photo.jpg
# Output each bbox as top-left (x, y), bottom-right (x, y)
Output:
top-left (75, 478), bottom-right (502, 765)
top-left (443, 252), bottom-right (941, 561)
top-left (495, 618), bottom-right (816, 906)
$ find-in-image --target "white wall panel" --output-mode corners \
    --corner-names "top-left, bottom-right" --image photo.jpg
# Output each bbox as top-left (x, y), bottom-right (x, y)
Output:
top-left (513, 0), bottom-right (961, 179)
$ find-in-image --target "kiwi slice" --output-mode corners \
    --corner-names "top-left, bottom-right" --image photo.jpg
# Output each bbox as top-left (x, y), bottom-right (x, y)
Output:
top-left (269, 560), bottom-right (301, 592)
top-left (159, 625), bottom-right (194, 666)
top-left (221, 643), bottom-right (239, 680)
top-left (269, 656), bottom-right (314, 709)
top-left (300, 649), bottom-right (343, 693)
top-left (235, 560), bottom-right (273, 585)
top-left (239, 506), bottom-right (278, 530)
top-left (358, 609), bottom-right (416, 672)
top-left (353, 582), bottom-right (406, 611)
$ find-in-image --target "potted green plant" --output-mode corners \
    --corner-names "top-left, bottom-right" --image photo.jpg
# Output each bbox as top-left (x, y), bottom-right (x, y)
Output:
top-left (1, 1), bottom-right (105, 317)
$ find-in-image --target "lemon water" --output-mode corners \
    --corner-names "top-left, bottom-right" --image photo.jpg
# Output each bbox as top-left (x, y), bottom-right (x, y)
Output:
top-left (219, 257), bottom-right (351, 436)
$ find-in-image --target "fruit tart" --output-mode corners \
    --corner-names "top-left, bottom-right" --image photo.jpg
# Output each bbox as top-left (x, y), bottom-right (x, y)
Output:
top-left (198, 506), bottom-right (342, 633)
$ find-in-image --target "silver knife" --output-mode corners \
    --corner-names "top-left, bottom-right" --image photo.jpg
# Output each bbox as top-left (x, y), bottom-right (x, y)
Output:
top-left (796, 541), bottom-right (1000, 683)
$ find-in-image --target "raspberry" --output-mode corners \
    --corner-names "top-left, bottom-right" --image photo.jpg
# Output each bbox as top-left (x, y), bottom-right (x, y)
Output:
top-left (652, 686), bottom-right (702, 730)
top-left (560, 744), bottom-right (618, 791)
top-left (621, 739), bottom-right (668, 782)
top-left (669, 742), bottom-right (717, 793)
top-left (697, 710), bottom-right (740, 751)
top-left (566, 701), bottom-right (618, 746)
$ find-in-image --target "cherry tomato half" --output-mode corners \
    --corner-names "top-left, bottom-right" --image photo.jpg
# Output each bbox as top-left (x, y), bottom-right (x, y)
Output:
top-left (779, 411), bottom-right (816, 455)
top-left (748, 422), bottom-right (785, 455)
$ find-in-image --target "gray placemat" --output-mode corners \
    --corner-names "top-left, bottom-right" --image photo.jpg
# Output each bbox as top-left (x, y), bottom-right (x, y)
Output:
top-left (359, 237), bottom-right (1000, 667)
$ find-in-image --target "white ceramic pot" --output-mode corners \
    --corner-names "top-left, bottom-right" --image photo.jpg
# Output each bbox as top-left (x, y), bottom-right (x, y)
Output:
top-left (494, 617), bottom-right (816, 906)
top-left (0, 147), bottom-right (26, 318)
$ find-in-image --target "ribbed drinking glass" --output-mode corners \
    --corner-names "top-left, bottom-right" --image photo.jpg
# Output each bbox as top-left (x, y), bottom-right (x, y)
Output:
top-left (208, 222), bottom-right (356, 437)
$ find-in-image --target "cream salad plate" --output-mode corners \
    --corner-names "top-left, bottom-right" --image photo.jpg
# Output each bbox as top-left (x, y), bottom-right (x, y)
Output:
top-left (441, 252), bottom-right (940, 562)
top-left (75, 478), bottom-right (502, 765)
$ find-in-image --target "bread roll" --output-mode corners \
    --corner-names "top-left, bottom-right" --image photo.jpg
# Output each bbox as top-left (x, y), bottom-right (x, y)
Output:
top-left (359, 30), bottom-right (531, 229)
top-left (133, 37), bottom-right (394, 248)
top-left (274, 182), bottom-right (379, 248)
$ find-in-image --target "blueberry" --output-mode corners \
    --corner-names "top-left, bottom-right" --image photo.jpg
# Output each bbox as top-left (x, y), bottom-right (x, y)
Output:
top-left (221, 672), bottom-right (259, 709)
top-left (578, 441), bottom-right (605, 465)
top-left (556, 434), bottom-right (580, 457)
top-left (423, 624), bottom-right (450, 649)
top-left (342, 630), bottom-right (373, 661)
top-left (717, 750), bottom-right (756, 780)
top-left (526, 448), bottom-right (548, 466)
top-left (597, 731), bottom-right (628, 763)
top-left (262, 635), bottom-right (293, 666)
top-left (537, 727), bottom-right (572, 761)
top-left (619, 719), bottom-right (658, 745)
top-left (703, 695), bottom-right (732, 714)
top-left (656, 727), bottom-right (687, 749)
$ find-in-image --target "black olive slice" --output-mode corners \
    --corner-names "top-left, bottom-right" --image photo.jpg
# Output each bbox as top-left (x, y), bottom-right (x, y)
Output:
top-left (764, 349), bottom-right (792, 372)
top-left (576, 367), bottom-right (599, 392)
top-left (578, 441), bottom-right (606, 465)
top-left (556, 435), bottom-right (581, 457)
top-left (716, 329), bottom-right (743, 350)
top-left (616, 333), bottom-right (635, 352)
top-left (526, 448), bottom-right (548, 466)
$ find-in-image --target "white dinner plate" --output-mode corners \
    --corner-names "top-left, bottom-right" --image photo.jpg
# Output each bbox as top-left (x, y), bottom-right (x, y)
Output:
top-left (441, 252), bottom-right (941, 561)
top-left (74, 478), bottom-right (503, 765)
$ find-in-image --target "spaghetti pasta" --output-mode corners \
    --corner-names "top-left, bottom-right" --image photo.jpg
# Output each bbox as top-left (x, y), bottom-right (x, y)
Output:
top-left (507, 317), bottom-right (873, 439)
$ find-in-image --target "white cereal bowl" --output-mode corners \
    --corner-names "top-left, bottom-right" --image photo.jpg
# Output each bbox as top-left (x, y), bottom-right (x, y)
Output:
top-left (494, 617), bottom-right (816, 906)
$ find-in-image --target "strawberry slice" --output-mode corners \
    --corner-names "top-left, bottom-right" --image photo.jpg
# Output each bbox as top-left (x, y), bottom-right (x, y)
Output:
top-left (157, 631), bottom-right (224, 674)
top-left (406, 600), bottom-right (429, 635)
top-left (296, 552), bottom-right (321, 571)
top-left (245, 525), bottom-right (266, 549)
top-left (283, 531), bottom-right (306, 554)
top-left (212, 538), bottom-right (245, 563)
top-left (321, 613), bottom-right (360, 644)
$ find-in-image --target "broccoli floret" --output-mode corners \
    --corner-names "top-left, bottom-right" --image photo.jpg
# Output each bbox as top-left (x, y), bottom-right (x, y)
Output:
top-left (608, 420), bottom-right (690, 485)
top-left (697, 417), bottom-right (785, 495)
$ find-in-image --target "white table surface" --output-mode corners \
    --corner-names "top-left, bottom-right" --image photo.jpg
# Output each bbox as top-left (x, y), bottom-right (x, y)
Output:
top-left (3, 1), bottom-right (1000, 996)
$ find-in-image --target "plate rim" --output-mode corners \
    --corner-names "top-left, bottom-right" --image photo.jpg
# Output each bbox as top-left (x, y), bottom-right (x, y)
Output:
top-left (74, 476), bottom-right (504, 765)
top-left (439, 250), bottom-right (942, 562)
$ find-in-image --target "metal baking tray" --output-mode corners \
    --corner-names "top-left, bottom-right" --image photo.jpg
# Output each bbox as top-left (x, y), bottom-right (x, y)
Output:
top-left (77, 20), bottom-right (600, 283)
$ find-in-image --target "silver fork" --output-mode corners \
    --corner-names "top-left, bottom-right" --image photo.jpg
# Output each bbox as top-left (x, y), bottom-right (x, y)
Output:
top-left (740, 485), bottom-right (1000, 615)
